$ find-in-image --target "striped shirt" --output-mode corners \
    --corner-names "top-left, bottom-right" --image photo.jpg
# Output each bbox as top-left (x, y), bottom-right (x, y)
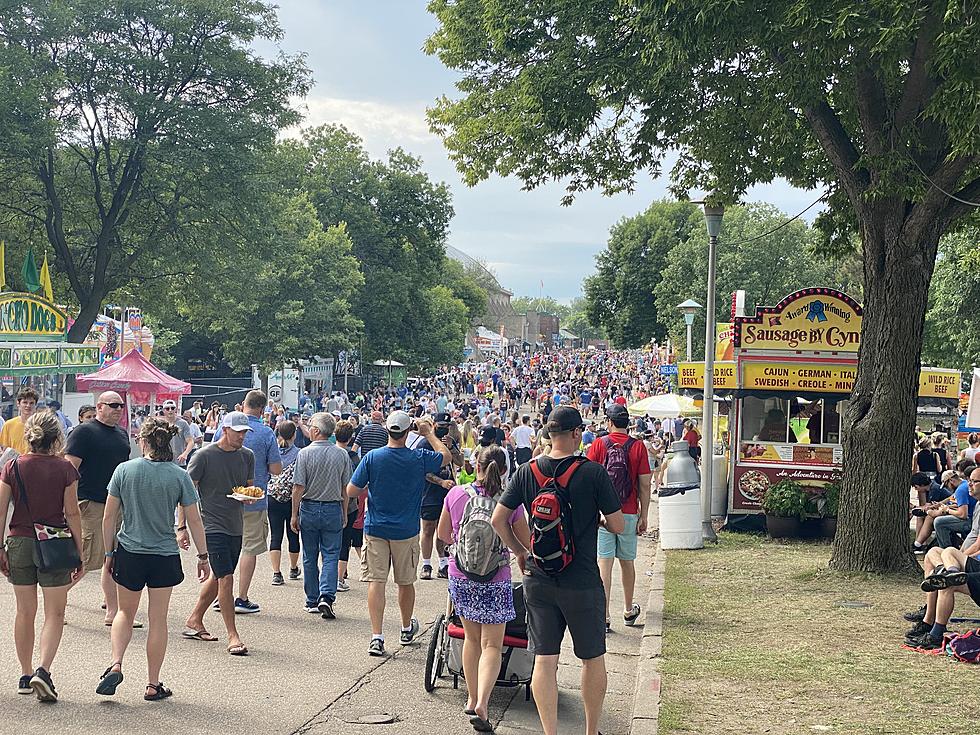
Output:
top-left (355, 422), bottom-right (389, 456)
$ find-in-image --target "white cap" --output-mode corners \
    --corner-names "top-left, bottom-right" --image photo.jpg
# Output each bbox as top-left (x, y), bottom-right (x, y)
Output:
top-left (222, 411), bottom-right (252, 433)
top-left (386, 410), bottom-right (412, 432)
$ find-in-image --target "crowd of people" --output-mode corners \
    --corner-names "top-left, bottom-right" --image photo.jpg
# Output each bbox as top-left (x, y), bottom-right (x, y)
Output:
top-left (0, 349), bottom-right (669, 735)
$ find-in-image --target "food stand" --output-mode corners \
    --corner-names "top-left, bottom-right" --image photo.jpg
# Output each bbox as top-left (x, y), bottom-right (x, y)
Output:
top-left (678, 287), bottom-right (960, 515)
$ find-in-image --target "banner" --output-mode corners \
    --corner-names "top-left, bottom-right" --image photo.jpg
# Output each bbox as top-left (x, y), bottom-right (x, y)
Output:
top-left (0, 292), bottom-right (67, 340)
top-left (734, 288), bottom-right (862, 352)
top-left (741, 362), bottom-right (857, 393)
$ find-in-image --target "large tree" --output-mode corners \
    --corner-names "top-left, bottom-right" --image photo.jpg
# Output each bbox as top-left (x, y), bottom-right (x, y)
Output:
top-left (426, 1), bottom-right (980, 572)
top-left (585, 200), bottom-right (703, 348)
top-left (0, 0), bottom-right (309, 340)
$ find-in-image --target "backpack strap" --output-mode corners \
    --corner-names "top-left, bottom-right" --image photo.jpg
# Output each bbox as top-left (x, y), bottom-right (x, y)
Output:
top-left (530, 455), bottom-right (585, 489)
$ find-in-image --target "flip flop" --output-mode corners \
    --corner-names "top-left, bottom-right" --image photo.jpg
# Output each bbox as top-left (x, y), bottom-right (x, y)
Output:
top-left (469, 714), bottom-right (494, 732)
top-left (105, 620), bottom-right (144, 628)
top-left (227, 644), bottom-right (249, 656)
top-left (96, 665), bottom-right (123, 696)
top-left (181, 628), bottom-right (218, 642)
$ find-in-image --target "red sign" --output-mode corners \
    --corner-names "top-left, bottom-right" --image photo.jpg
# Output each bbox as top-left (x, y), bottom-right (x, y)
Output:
top-left (732, 464), bottom-right (842, 512)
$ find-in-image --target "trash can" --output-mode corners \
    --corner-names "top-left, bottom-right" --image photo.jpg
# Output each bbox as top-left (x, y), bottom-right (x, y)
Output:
top-left (659, 440), bottom-right (703, 550)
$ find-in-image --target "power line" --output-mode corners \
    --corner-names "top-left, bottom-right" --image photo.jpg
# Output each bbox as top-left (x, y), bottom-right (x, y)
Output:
top-left (910, 157), bottom-right (980, 208)
top-left (723, 192), bottom-right (828, 248)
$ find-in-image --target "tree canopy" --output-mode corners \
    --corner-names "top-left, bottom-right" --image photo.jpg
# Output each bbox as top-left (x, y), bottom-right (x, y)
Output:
top-left (426, 0), bottom-right (980, 572)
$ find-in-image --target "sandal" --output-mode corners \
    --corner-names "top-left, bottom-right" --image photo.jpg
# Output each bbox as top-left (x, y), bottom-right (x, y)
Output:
top-left (144, 682), bottom-right (172, 701)
top-left (96, 663), bottom-right (123, 696)
top-left (227, 643), bottom-right (249, 656)
top-left (181, 627), bottom-right (219, 641)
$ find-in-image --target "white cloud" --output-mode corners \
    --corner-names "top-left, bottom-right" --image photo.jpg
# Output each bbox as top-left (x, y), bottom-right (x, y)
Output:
top-left (288, 96), bottom-right (438, 154)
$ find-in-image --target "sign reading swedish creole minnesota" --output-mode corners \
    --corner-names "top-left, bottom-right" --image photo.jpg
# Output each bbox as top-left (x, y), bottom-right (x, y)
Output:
top-left (0, 292), bottom-right (68, 340)
top-left (734, 288), bottom-right (862, 352)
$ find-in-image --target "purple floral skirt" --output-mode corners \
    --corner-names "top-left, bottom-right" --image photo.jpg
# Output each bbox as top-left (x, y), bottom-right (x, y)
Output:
top-left (448, 577), bottom-right (515, 625)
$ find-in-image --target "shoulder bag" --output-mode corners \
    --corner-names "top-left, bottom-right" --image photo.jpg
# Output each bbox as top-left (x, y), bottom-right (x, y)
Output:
top-left (12, 458), bottom-right (82, 572)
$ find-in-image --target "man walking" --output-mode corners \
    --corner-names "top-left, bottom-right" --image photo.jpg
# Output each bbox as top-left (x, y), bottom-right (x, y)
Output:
top-left (161, 399), bottom-right (194, 467)
top-left (180, 412), bottom-right (255, 655)
top-left (510, 414), bottom-right (536, 466)
top-left (346, 412), bottom-right (450, 656)
top-left (352, 410), bottom-right (389, 457)
top-left (290, 413), bottom-right (352, 619)
top-left (587, 403), bottom-right (652, 631)
top-left (492, 405), bottom-right (624, 735)
top-left (212, 390), bottom-right (282, 614)
top-left (65, 391), bottom-right (134, 624)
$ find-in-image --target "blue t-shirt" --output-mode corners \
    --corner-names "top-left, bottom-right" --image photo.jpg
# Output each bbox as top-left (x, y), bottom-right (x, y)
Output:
top-left (955, 480), bottom-right (977, 521)
top-left (213, 415), bottom-right (283, 512)
top-left (350, 446), bottom-right (443, 540)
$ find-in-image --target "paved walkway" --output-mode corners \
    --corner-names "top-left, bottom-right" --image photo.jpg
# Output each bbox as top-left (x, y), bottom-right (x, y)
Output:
top-left (1, 509), bottom-right (658, 734)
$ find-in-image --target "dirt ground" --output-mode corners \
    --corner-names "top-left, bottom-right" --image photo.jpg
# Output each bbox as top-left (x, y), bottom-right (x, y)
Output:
top-left (659, 533), bottom-right (976, 735)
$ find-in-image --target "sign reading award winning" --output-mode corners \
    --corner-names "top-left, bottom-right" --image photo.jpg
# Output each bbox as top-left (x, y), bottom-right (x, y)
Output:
top-left (734, 288), bottom-right (862, 352)
top-left (0, 293), bottom-right (67, 341)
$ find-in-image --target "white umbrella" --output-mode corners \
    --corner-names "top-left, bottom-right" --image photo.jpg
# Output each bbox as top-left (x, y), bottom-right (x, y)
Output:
top-left (628, 393), bottom-right (700, 419)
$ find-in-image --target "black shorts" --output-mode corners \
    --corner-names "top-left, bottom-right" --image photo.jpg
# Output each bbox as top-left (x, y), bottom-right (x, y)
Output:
top-left (421, 505), bottom-right (442, 522)
top-left (523, 572), bottom-right (606, 660)
top-left (966, 557), bottom-right (980, 606)
top-left (205, 533), bottom-right (242, 579)
top-left (112, 544), bottom-right (184, 592)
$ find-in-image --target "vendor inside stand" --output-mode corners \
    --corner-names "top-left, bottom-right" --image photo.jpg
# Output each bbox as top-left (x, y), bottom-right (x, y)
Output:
top-left (741, 396), bottom-right (848, 446)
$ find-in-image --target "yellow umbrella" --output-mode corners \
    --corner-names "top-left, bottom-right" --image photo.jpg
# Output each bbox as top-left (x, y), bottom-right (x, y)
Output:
top-left (628, 393), bottom-right (700, 419)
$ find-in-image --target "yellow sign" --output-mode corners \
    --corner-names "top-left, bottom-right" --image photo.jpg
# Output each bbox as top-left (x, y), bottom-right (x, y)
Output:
top-left (716, 323), bottom-right (734, 361)
top-left (678, 361), bottom-right (737, 390)
top-left (735, 288), bottom-right (862, 352)
top-left (742, 362), bottom-right (857, 393)
top-left (0, 292), bottom-right (67, 341)
top-left (919, 368), bottom-right (960, 398)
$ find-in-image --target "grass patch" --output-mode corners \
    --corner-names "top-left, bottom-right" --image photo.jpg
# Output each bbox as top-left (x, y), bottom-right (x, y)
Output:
top-left (659, 533), bottom-right (973, 735)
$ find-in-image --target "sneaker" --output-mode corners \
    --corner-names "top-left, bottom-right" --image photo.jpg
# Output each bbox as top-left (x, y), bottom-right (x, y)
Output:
top-left (908, 631), bottom-right (945, 650)
top-left (605, 621), bottom-right (612, 635)
top-left (420, 564), bottom-right (432, 580)
top-left (289, 567), bottom-right (301, 580)
top-left (336, 579), bottom-right (350, 593)
top-left (271, 572), bottom-right (285, 586)
top-left (436, 566), bottom-right (449, 579)
top-left (400, 617), bottom-right (420, 645)
top-left (904, 605), bottom-right (927, 622)
top-left (368, 638), bottom-right (385, 657)
top-left (318, 596), bottom-right (335, 619)
top-left (30, 667), bottom-right (57, 702)
top-left (211, 600), bottom-right (221, 612)
top-left (234, 598), bottom-right (260, 614)
top-left (624, 603), bottom-right (641, 626)
top-left (17, 675), bottom-right (32, 695)
top-left (905, 621), bottom-right (931, 640)
top-left (304, 604), bottom-right (320, 614)
top-left (921, 567), bottom-right (950, 593)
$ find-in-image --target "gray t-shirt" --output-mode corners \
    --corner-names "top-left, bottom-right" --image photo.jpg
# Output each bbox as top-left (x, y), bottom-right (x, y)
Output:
top-left (293, 441), bottom-right (352, 503)
top-left (108, 458), bottom-right (199, 555)
top-left (964, 504), bottom-right (980, 553)
top-left (169, 418), bottom-right (194, 465)
top-left (187, 443), bottom-right (255, 536)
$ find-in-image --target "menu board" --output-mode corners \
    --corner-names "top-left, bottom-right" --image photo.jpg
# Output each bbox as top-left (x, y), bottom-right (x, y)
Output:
top-left (740, 442), bottom-right (843, 466)
top-left (733, 464), bottom-right (843, 511)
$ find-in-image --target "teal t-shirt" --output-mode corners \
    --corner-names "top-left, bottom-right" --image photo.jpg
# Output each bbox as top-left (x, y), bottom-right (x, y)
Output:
top-left (108, 457), bottom-right (199, 555)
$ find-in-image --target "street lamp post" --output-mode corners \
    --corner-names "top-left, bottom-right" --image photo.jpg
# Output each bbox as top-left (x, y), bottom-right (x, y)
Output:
top-left (697, 203), bottom-right (724, 544)
top-left (676, 299), bottom-right (702, 361)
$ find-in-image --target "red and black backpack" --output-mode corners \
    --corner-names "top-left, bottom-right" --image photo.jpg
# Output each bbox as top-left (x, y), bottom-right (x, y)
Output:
top-left (528, 456), bottom-right (585, 576)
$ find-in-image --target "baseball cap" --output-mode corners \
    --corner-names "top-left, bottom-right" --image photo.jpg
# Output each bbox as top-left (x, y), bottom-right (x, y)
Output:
top-left (386, 410), bottom-right (412, 432)
top-left (162, 399), bottom-right (177, 409)
top-left (479, 425), bottom-right (497, 446)
top-left (547, 406), bottom-right (585, 434)
top-left (222, 411), bottom-right (253, 432)
top-left (606, 404), bottom-right (629, 422)
top-left (941, 470), bottom-right (959, 484)
top-left (434, 412), bottom-right (451, 424)
top-left (331, 409), bottom-right (342, 418)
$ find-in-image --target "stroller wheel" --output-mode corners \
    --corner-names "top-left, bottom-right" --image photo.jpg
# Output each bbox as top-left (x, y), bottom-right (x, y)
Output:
top-left (424, 614), bottom-right (446, 692)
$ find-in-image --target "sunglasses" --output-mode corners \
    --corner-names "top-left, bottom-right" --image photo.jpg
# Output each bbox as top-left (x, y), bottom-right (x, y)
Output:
top-left (101, 402), bottom-right (124, 409)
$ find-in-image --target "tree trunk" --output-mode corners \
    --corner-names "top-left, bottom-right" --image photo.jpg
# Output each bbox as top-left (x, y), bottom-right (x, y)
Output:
top-left (830, 212), bottom-right (942, 573)
top-left (66, 293), bottom-right (106, 344)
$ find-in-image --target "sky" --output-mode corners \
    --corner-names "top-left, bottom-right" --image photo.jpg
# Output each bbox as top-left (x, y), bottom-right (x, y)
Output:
top-left (261, 1), bottom-right (819, 303)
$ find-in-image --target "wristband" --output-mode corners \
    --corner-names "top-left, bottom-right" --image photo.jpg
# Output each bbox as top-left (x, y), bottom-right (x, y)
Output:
top-left (105, 550), bottom-right (115, 558)
top-left (197, 553), bottom-right (209, 560)
top-left (176, 525), bottom-right (187, 531)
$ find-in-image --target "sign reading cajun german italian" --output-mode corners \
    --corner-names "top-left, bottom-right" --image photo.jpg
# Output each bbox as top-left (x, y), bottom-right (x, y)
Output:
top-left (734, 288), bottom-right (862, 352)
top-left (0, 293), bottom-right (68, 341)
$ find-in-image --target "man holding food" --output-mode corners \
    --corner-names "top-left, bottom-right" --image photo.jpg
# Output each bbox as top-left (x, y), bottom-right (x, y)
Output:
top-left (179, 411), bottom-right (256, 656)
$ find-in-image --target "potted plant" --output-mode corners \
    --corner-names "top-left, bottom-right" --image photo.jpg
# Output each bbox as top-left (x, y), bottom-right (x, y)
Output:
top-left (761, 479), bottom-right (807, 538)
top-left (820, 481), bottom-right (841, 538)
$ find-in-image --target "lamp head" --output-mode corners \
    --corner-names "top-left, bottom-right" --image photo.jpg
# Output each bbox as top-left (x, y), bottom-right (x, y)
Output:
top-left (677, 299), bottom-right (702, 324)
top-left (703, 204), bottom-right (725, 238)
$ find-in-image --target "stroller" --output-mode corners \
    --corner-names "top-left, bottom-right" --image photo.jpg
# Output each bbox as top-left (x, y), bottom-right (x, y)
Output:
top-left (424, 581), bottom-right (534, 701)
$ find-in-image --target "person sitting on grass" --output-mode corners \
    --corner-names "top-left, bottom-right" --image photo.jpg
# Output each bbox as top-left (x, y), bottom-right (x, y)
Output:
top-left (906, 467), bottom-right (980, 649)
top-left (912, 470), bottom-right (962, 553)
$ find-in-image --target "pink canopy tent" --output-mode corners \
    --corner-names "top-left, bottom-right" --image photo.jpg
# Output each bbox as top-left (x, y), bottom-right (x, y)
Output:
top-left (76, 349), bottom-right (191, 433)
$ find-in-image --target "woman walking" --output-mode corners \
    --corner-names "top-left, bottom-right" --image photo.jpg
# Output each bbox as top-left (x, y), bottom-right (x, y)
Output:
top-left (268, 420), bottom-right (301, 585)
top-left (0, 411), bottom-right (82, 702)
top-left (97, 417), bottom-right (209, 701)
top-left (438, 445), bottom-right (530, 732)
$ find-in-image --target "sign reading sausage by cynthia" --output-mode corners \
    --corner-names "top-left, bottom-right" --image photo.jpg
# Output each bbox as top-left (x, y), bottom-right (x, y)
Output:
top-left (0, 293), bottom-right (67, 340)
top-left (734, 288), bottom-right (862, 352)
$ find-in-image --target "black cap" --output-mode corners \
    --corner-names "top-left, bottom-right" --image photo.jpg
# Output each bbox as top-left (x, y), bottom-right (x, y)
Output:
top-left (547, 406), bottom-right (585, 434)
top-left (434, 412), bottom-right (452, 424)
top-left (479, 425), bottom-right (497, 445)
top-left (606, 404), bottom-right (629, 422)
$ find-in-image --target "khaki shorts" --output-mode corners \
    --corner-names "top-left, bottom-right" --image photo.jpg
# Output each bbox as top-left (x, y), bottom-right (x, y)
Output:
top-left (241, 510), bottom-right (270, 556)
top-left (360, 534), bottom-right (420, 586)
top-left (5, 536), bottom-right (72, 587)
top-left (79, 499), bottom-right (119, 573)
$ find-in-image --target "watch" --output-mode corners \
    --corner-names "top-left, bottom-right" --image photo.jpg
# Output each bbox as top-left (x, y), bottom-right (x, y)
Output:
top-left (105, 550), bottom-right (115, 558)
top-left (197, 553), bottom-right (209, 560)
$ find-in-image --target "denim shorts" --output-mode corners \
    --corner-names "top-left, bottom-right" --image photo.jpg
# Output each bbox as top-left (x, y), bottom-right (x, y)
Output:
top-left (597, 513), bottom-right (639, 560)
